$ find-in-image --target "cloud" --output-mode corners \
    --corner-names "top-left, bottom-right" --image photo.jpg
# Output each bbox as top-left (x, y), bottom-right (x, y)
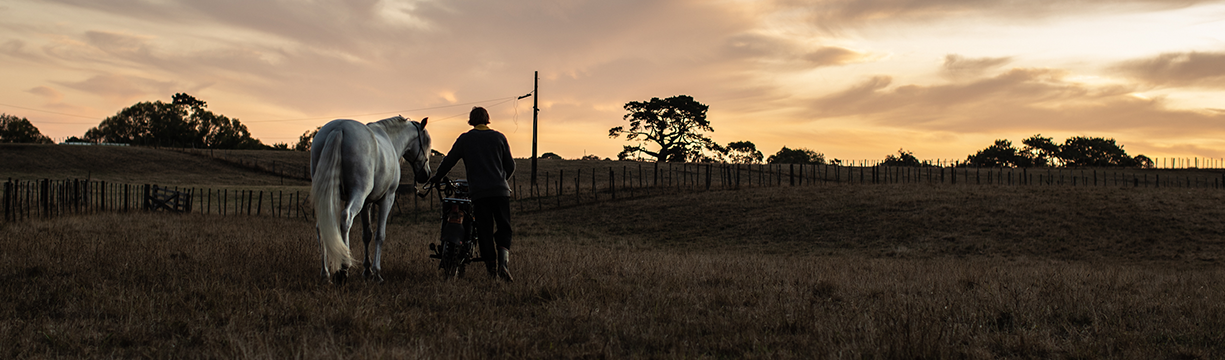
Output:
top-left (804, 46), bottom-right (873, 67)
top-left (28, 0), bottom-right (773, 116)
top-left (806, 66), bottom-right (1225, 137)
top-left (786, 0), bottom-right (1219, 31)
top-left (1112, 51), bottom-right (1225, 89)
top-left (0, 39), bottom-right (44, 62)
top-left (722, 33), bottom-right (793, 60)
top-left (940, 54), bottom-right (1012, 80)
top-left (13, 0), bottom-right (1225, 159)
top-left (28, 86), bottom-right (64, 102)
top-left (810, 75), bottom-right (893, 114)
top-left (55, 74), bottom-right (178, 103)
top-left (789, 63), bottom-right (1225, 158)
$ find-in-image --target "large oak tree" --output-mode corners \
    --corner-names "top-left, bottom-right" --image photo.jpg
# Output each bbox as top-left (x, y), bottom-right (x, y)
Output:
top-left (609, 95), bottom-right (722, 162)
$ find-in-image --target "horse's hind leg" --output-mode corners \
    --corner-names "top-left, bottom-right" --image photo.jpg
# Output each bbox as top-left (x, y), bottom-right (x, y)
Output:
top-left (333, 199), bottom-right (363, 285)
top-left (368, 196), bottom-right (394, 283)
top-left (359, 204), bottom-right (377, 281)
top-left (317, 227), bottom-right (330, 284)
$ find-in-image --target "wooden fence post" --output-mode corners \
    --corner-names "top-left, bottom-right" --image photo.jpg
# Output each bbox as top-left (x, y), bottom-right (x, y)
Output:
top-left (637, 164), bottom-right (644, 196)
top-left (706, 164), bottom-right (711, 190)
top-left (141, 184), bottom-right (150, 211)
top-left (788, 162), bottom-right (798, 186)
top-left (609, 167), bottom-right (616, 200)
top-left (623, 166), bottom-right (629, 197)
top-left (4, 179), bottom-right (10, 222)
top-left (653, 162), bottom-right (659, 187)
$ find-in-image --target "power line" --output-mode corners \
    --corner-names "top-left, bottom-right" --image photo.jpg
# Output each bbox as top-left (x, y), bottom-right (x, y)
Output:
top-left (0, 102), bottom-right (104, 122)
top-left (242, 96), bottom-right (521, 123)
top-left (0, 95), bottom-right (522, 125)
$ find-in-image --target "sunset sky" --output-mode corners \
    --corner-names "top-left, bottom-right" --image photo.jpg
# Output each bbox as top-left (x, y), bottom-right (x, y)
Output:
top-left (2, 0), bottom-right (1223, 162)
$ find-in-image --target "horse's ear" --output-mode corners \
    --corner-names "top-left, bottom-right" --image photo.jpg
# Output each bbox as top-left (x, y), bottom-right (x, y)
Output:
top-left (420, 117), bottom-right (428, 128)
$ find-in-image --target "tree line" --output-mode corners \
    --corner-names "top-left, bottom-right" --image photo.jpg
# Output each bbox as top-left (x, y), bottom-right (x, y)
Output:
top-left (0, 114), bottom-right (54, 144)
top-left (0, 93), bottom-right (1153, 168)
top-left (83, 93), bottom-right (270, 149)
top-left (606, 94), bottom-right (1153, 168)
top-left (2, 94), bottom-right (274, 149)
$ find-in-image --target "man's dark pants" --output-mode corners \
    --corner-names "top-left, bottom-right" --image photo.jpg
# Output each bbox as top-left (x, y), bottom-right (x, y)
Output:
top-left (473, 196), bottom-right (512, 273)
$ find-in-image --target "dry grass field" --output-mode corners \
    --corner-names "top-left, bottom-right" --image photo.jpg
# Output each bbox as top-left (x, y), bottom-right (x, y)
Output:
top-left (0, 144), bottom-right (307, 187)
top-left (2, 145), bottom-right (1225, 358)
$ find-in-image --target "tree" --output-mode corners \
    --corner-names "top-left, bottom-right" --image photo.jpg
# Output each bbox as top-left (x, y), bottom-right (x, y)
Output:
top-left (579, 154), bottom-right (600, 161)
top-left (0, 114), bottom-right (53, 144)
top-left (725, 141), bottom-right (764, 164)
top-left (1021, 134), bottom-right (1059, 167)
top-left (85, 93), bottom-right (265, 149)
top-left (965, 135), bottom-right (1148, 168)
top-left (882, 148), bottom-right (921, 167)
top-left (540, 152), bottom-right (563, 160)
top-left (966, 139), bottom-right (1030, 167)
top-left (1058, 136), bottom-right (1136, 167)
top-left (294, 126), bottom-right (322, 151)
top-left (767, 146), bottom-right (825, 164)
top-left (1133, 154), bottom-right (1154, 169)
top-left (609, 95), bottom-right (721, 162)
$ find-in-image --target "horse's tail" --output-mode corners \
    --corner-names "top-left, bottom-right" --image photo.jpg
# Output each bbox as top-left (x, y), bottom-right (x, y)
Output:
top-left (312, 130), bottom-right (352, 274)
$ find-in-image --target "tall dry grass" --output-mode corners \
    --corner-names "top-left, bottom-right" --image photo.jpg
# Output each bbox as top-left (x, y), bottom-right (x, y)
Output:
top-left (3, 184), bottom-right (1224, 359)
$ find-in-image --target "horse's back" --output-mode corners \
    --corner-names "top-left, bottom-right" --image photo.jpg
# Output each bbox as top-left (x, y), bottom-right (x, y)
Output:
top-left (311, 119), bottom-right (398, 202)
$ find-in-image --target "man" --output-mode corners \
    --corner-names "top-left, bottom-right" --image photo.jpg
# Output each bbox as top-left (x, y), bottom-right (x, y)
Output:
top-left (428, 107), bottom-right (516, 281)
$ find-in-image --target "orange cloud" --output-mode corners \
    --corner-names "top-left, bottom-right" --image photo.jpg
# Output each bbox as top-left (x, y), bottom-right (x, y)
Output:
top-left (27, 86), bottom-right (64, 102)
top-left (804, 46), bottom-right (873, 67)
top-left (940, 54), bottom-right (1013, 80)
top-left (1112, 51), bottom-right (1225, 89)
top-left (55, 74), bottom-right (177, 103)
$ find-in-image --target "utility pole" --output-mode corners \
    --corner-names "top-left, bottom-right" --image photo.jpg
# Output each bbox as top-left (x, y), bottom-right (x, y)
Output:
top-left (515, 72), bottom-right (539, 189)
top-left (531, 71), bottom-right (539, 186)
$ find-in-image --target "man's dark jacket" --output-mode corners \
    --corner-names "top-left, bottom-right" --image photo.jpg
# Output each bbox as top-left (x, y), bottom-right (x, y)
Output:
top-left (431, 128), bottom-right (516, 200)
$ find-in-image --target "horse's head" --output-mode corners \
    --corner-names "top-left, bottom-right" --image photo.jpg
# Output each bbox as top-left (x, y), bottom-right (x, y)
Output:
top-left (406, 117), bottom-right (433, 184)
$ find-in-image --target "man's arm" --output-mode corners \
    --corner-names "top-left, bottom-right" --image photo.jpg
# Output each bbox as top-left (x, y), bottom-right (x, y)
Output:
top-left (429, 136), bottom-right (464, 183)
top-left (501, 136), bottom-right (516, 180)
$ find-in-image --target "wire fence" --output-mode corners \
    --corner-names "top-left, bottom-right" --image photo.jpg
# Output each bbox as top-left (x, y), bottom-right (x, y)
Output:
top-left (7, 163), bottom-right (1225, 223)
top-left (492, 162), bottom-right (1225, 214)
top-left (2, 179), bottom-right (311, 222)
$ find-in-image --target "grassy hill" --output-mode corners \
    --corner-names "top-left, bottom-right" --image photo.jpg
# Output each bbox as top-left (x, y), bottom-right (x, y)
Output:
top-left (523, 184), bottom-right (1225, 267)
top-left (0, 144), bottom-right (308, 186)
top-left (1, 144), bottom-right (638, 188)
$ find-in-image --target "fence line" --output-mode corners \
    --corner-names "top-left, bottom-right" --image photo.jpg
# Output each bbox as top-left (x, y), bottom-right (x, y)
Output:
top-left (172, 148), bottom-right (311, 182)
top-left (7, 164), bottom-right (1225, 223)
top-left (480, 163), bottom-right (1225, 216)
top-left (2, 178), bottom-right (312, 222)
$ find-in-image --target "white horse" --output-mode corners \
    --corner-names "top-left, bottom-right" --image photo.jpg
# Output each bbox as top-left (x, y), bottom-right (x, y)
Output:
top-left (310, 115), bottom-right (431, 284)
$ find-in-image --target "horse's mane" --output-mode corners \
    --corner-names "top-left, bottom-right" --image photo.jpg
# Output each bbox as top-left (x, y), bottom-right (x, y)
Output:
top-left (368, 115), bottom-right (405, 126)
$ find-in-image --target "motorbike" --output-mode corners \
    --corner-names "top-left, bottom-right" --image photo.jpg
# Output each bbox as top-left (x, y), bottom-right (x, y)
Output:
top-left (418, 178), bottom-right (484, 278)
